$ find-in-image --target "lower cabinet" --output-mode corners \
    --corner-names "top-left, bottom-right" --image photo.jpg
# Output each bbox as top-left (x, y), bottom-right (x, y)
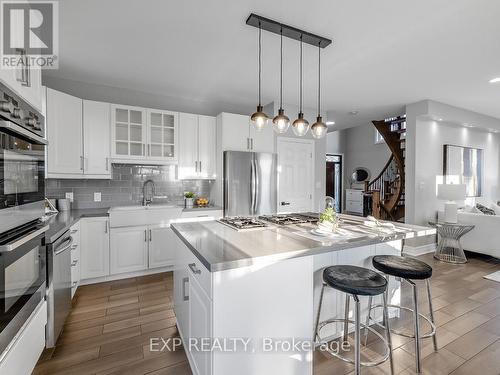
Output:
top-left (189, 276), bottom-right (212, 375)
top-left (109, 224), bottom-right (176, 275)
top-left (110, 226), bottom-right (149, 274)
top-left (70, 221), bottom-right (81, 298)
top-left (149, 225), bottom-right (176, 268)
top-left (80, 217), bottom-right (110, 280)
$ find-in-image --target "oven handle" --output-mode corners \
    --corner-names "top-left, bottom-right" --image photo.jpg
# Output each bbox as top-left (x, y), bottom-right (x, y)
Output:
top-left (0, 120), bottom-right (48, 145)
top-left (0, 225), bottom-right (49, 253)
top-left (54, 236), bottom-right (74, 255)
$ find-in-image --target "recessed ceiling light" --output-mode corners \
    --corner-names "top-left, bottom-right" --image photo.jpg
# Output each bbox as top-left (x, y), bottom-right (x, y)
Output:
top-left (349, 111), bottom-right (359, 115)
top-left (437, 118), bottom-right (443, 121)
top-left (489, 77), bottom-right (500, 83)
top-left (326, 121), bottom-right (335, 125)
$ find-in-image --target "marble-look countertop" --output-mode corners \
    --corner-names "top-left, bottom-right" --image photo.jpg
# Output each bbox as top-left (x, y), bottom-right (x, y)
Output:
top-left (171, 214), bottom-right (436, 272)
top-left (42, 208), bottom-right (109, 243)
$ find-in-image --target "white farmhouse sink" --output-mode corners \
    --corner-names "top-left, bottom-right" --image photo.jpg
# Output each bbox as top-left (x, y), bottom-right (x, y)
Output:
top-left (109, 204), bottom-right (183, 228)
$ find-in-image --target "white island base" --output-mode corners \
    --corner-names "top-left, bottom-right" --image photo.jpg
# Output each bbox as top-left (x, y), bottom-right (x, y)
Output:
top-left (173, 236), bottom-right (402, 375)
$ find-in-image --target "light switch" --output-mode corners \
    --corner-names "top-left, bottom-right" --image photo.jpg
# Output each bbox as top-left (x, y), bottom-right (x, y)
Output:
top-left (65, 192), bottom-right (73, 202)
top-left (94, 192), bottom-right (101, 202)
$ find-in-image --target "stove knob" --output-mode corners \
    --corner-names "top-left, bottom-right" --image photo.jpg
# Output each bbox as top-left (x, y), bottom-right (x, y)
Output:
top-left (0, 101), bottom-right (14, 114)
top-left (12, 108), bottom-right (25, 119)
top-left (26, 117), bottom-right (37, 127)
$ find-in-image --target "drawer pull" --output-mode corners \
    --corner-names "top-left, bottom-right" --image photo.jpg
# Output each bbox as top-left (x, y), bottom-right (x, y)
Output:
top-left (71, 260), bottom-right (78, 267)
top-left (188, 263), bottom-right (201, 275)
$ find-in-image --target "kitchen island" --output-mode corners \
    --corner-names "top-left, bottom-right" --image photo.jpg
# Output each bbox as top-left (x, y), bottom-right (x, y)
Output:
top-left (171, 215), bottom-right (435, 375)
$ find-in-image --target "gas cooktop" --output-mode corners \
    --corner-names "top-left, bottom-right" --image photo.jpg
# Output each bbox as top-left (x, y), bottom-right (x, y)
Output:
top-left (259, 213), bottom-right (319, 226)
top-left (218, 217), bottom-right (268, 231)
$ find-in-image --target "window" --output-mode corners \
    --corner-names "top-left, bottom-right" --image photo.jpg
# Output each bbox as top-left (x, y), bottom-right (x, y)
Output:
top-left (375, 129), bottom-right (385, 144)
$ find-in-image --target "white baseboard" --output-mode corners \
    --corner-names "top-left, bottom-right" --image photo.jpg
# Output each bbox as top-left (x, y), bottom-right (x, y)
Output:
top-left (80, 265), bottom-right (173, 286)
top-left (403, 243), bottom-right (436, 256)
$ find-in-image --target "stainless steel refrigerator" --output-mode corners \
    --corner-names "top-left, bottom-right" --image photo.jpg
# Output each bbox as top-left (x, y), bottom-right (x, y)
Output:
top-left (223, 151), bottom-right (277, 217)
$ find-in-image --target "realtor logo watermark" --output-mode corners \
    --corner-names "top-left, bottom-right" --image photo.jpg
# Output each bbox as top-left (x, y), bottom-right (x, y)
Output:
top-left (1, 0), bottom-right (59, 69)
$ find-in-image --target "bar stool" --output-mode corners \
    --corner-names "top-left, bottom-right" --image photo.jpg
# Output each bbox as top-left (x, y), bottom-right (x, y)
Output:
top-left (367, 255), bottom-right (437, 374)
top-left (314, 265), bottom-right (394, 375)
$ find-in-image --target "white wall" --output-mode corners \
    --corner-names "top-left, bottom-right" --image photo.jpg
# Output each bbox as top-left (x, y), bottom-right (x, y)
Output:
top-left (406, 100), bottom-right (500, 225)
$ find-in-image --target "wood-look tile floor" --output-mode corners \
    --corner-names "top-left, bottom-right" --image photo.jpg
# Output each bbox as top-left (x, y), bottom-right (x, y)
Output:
top-left (33, 252), bottom-right (500, 375)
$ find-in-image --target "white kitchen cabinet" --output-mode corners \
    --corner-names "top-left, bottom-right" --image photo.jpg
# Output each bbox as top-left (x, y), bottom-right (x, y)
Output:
top-left (173, 235), bottom-right (190, 339)
top-left (70, 221), bottom-right (81, 299)
top-left (110, 226), bottom-right (149, 275)
top-left (149, 225), bottom-right (176, 269)
top-left (46, 88), bottom-right (83, 176)
top-left (0, 51), bottom-right (43, 112)
top-left (345, 189), bottom-right (364, 215)
top-left (146, 109), bottom-right (178, 162)
top-left (179, 113), bottom-right (216, 179)
top-left (0, 301), bottom-right (46, 375)
top-left (80, 217), bottom-right (110, 280)
top-left (111, 104), bottom-right (147, 161)
top-left (189, 276), bottom-right (212, 375)
top-left (217, 112), bottom-right (274, 153)
top-left (111, 105), bottom-right (178, 164)
top-left (83, 100), bottom-right (111, 177)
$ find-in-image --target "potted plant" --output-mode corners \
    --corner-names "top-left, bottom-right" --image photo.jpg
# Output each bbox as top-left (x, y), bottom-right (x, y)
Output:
top-left (184, 192), bottom-right (195, 208)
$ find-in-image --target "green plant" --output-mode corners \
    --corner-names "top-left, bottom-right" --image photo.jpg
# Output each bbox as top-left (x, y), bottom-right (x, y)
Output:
top-left (319, 207), bottom-right (337, 224)
top-left (184, 192), bottom-right (195, 199)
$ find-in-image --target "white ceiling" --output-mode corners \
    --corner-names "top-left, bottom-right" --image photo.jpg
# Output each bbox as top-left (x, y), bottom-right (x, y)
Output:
top-left (45, 0), bottom-right (500, 130)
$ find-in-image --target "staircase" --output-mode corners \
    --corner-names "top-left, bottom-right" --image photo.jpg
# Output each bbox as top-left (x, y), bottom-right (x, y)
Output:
top-left (364, 115), bottom-right (406, 222)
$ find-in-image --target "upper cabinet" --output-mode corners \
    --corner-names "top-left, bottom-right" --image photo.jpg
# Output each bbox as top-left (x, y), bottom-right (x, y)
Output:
top-left (178, 113), bottom-right (216, 179)
top-left (111, 105), bottom-right (178, 164)
top-left (46, 88), bottom-right (111, 179)
top-left (46, 88), bottom-right (83, 176)
top-left (0, 58), bottom-right (43, 112)
top-left (217, 112), bottom-right (274, 153)
top-left (83, 100), bottom-right (111, 177)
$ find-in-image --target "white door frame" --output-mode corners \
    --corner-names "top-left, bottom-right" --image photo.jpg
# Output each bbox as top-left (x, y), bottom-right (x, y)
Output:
top-left (276, 137), bottom-right (315, 212)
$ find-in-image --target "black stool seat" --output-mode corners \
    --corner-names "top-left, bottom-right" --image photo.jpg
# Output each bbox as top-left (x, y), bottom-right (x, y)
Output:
top-left (372, 255), bottom-right (432, 280)
top-left (323, 265), bottom-right (387, 296)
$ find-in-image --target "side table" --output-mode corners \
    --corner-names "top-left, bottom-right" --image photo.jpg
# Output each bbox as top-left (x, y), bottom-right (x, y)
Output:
top-left (428, 222), bottom-right (474, 264)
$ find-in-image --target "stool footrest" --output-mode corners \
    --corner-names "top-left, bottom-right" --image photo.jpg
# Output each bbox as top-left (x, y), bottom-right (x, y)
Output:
top-left (316, 318), bottom-right (390, 367)
top-left (368, 303), bottom-right (437, 339)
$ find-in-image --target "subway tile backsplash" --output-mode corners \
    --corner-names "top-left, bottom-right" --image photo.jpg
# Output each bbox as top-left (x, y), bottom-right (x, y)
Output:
top-left (46, 164), bottom-right (214, 209)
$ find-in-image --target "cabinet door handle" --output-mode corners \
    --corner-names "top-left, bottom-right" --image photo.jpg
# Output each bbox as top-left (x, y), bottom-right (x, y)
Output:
top-left (80, 156), bottom-right (84, 171)
top-left (148, 144), bottom-right (150, 156)
top-left (144, 229), bottom-right (147, 242)
top-left (105, 221), bottom-right (108, 234)
top-left (199, 160), bottom-right (202, 172)
top-left (188, 263), bottom-right (201, 275)
top-left (182, 277), bottom-right (189, 301)
top-left (281, 201), bottom-right (291, 206)
top-left (149, 229), bottom-right (152, 242)
top-left (71, 260), bottom-right (78, 267)
top-left (195, 161), bottom-right (198, 172)
top-left (106, 157), bottom-right (109, 171)
top-left (250, 138), bottom-right (254, 150)
top-left (247, 138), bottom-right (250, 150)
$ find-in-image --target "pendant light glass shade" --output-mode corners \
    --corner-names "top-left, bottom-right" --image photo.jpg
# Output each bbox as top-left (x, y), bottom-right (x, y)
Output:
top-left (292, 36), bottom-right (309, 137)
top-left (273, 108), bottom-right (290, 133)
top-left (273, 28), bottom-right (290, 134)
top-left (311, 116), bottom-right (327, 139)
top-left (311, 43), bottom-right (327, 139)
top-left (251, 23), bottom-right (269, 131)
top-left (251, 105), bottom-right (269, 131)
top-left (292, 112), bottom-right (309, 136)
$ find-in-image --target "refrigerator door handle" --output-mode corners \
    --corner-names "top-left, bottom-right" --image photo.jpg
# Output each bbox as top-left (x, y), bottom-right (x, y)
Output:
top-left (250, 156), bottom-right (256, 215)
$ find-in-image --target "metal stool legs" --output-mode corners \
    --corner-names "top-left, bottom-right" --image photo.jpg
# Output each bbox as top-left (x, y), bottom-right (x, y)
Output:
top-left (314, 283), bottom-right (394, 375)
top-left (366, 277), bottom-right (437, 374)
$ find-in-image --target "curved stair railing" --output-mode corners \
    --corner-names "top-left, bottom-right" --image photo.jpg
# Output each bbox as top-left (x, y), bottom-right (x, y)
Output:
top-left (364, 116), bottom-right (406, 222)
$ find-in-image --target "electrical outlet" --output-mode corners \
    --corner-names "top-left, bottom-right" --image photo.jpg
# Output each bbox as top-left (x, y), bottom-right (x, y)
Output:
top-left (65, 192), bottom-right (74, 202)
top-left (94, 192), bottom-right (101, 202)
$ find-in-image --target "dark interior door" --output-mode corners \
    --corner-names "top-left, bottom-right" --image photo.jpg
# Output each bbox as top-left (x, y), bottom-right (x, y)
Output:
top-left (326, 154), bottom-right (342, 213)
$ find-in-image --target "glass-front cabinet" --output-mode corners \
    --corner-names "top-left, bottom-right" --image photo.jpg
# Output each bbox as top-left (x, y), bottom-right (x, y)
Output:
top-left (111, 105), bottom-right (177, 163)
top-left (147, 110), bottom-right (178, 161)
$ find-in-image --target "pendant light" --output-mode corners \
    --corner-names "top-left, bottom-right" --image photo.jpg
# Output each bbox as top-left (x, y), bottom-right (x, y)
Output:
top-left (250, 22), bottom-right (269, 131)
top-left (292, 35), bottom-right (309, 136)
top-left (272, 28), bottom-right (290, 134)
top-left (311, 42), bottom-right (327, 139)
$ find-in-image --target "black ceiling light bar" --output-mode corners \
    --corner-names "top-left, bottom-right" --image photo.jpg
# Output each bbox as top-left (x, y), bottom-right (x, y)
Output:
top-left (246, 13), bottom-right (332, 48)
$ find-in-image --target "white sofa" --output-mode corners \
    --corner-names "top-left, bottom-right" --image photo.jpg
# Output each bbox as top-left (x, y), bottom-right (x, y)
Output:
top-left (438, 210), bottom-right (500, 259)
